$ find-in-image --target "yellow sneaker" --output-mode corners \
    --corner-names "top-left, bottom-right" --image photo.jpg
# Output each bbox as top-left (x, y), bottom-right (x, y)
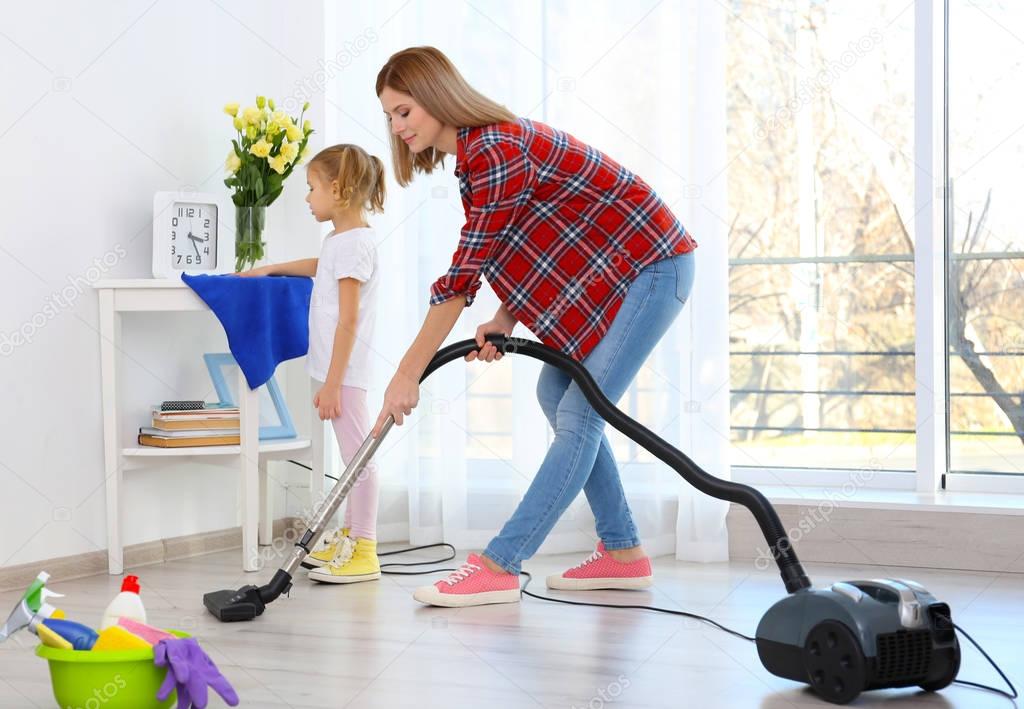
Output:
top-left (302, 527), bottom-right (350, 569)
top-left (308, 537), bottom-right (380, 584)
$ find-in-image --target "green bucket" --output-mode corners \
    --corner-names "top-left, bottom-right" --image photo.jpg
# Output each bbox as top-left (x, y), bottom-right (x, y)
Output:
top-left (35, 630), bottom-right (189, 709)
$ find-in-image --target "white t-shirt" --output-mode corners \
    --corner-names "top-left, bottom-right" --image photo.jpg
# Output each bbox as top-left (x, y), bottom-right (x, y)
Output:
top-left (306, 227), bottom-right (379, 389)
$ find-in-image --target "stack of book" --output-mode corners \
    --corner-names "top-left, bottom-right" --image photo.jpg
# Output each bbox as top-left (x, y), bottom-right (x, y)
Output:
top-left (138, 401), bottom-right (241, 448)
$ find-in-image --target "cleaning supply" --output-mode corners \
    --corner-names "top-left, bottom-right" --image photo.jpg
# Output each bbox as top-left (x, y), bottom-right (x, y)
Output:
top-left (36, 629), bottom-right (192, 709)
top-left (41, 619), bottom-right (98, 651)
top-left (36, 623), bottom-right (73, 650)
top-left (155, 637), bottom-right (239, 708)
top-left (100, 575), bottom-right (146, 630)
top-left (118, 617), bottom-right (174, 645)
top-left (0, 571), bottom-right (65, 642)
top-left (92, 625), bottom-right (150, 652)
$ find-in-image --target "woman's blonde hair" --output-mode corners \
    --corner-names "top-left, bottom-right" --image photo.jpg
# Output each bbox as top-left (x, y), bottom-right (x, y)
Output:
top-left (375, 46), bottom-right (517, 186)
top-left (308, 144), bottom-right (386, 213)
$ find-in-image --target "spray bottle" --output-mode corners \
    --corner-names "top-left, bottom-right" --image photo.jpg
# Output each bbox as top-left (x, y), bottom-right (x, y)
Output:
top-left (0, 571), bottom-right (64, 642)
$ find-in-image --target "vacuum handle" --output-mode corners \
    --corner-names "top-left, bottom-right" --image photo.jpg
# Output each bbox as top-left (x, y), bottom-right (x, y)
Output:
top-left (421, 335), bottom-right (811, 594)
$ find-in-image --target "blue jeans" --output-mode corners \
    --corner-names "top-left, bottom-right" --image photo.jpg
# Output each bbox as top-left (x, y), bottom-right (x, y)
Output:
top-left (483, 251), bottom-right (696, 573)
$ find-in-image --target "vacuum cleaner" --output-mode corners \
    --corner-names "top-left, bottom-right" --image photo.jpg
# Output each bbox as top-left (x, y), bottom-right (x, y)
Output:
top-left (204, 334), bottom-right (960, 705)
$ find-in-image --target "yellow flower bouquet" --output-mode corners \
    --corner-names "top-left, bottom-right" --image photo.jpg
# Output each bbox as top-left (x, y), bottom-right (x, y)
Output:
top-left (223, 96), bottom-right (314, 271)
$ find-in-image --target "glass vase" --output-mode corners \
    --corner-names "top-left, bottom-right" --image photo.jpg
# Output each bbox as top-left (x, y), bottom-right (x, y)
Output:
top-left (234, 205), bottom-right (267, 272)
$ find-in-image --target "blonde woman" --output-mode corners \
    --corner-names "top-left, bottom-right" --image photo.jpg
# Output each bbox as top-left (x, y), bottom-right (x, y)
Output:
top-left (371, 47), bottom-right (698, 607)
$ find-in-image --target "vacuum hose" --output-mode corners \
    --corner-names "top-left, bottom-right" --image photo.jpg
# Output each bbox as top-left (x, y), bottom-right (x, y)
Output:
top-left (431, 335), bottom-right (812, 594)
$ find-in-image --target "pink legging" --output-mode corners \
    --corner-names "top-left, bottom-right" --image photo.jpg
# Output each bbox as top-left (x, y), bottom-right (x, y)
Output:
top-left (324, 384), bottom-right (379, 541)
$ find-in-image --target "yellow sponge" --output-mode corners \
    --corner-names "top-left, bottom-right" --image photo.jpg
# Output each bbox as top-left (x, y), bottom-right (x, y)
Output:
top-left (91, 625), bottom-right (150, 652)
top-left (37, 623), bottom-right (73, 650)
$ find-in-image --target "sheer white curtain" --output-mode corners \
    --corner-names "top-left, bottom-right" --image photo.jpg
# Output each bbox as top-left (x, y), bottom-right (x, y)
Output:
top-left (322, 0), bottom-right (730, 562)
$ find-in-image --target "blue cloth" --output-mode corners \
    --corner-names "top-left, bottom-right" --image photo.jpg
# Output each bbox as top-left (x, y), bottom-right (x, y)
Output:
top-left (181, 273), bottom-right (313, 389)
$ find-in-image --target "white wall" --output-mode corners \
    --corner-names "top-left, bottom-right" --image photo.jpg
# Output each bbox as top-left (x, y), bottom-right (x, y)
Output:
top-left (0, 1), bottom-right (328, 567)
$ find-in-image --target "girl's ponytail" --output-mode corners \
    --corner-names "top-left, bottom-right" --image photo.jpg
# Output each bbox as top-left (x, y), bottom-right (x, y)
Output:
top-left (368, 155), bottom-right (386, 214)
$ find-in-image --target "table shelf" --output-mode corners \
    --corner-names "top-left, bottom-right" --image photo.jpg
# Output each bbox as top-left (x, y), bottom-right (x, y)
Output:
top-left (123, 438), bottom-right (311, 457)
top-left (94, 278), bottom-right (330, 574)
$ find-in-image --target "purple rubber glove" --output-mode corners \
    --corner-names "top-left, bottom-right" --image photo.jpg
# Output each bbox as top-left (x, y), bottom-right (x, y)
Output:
top-left (155, 639), bottom-right (192, 709)
top-left (154, 638), bottom-right (238, 708)
top-left (183, 638), bottom-right (239, 708)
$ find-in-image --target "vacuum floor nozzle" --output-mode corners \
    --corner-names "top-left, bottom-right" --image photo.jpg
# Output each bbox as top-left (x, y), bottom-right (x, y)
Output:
top-left (203, 585), bottom-right (267, 623)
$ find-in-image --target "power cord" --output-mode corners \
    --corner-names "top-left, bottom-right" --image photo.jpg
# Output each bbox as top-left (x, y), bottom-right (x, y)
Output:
top-left (951, 622), bottom-right (1018, 700)
top-left (378, 544), bottom-right (1018, 701)
top-left (294, 462), bottom-right (1016, 700)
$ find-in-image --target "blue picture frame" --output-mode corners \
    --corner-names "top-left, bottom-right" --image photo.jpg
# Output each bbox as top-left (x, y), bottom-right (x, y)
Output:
top-left (203, 353), bottom-right (296, 440)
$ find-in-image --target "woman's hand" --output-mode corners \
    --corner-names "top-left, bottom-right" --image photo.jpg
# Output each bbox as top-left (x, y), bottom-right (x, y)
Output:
top-left (372, 371), bottom-right (420, 437)
top-left (466, 307), bottom-right (516, 362)
top-left (235, 265), bottom-right (273, 277)
top-left (313, 384), bottom-right (342, 421)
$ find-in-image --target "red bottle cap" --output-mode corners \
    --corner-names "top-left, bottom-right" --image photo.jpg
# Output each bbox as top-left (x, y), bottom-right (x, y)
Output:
top-left (120, 575), bottom-right (141, 594)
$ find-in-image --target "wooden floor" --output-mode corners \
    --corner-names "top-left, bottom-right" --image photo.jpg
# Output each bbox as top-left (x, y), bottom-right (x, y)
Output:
top-left (1, 543), bottom-right (1021, 708)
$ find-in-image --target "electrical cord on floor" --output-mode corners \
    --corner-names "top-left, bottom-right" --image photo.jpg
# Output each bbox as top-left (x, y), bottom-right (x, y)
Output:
top-left (294, 463), bottom-right (1015, 700)
top-left (950, 622), bottom-right (1018, 700)
top-left (518, 570), bottom-right (757, 642)
top-left (378, 544), bottom-right (1018, 701)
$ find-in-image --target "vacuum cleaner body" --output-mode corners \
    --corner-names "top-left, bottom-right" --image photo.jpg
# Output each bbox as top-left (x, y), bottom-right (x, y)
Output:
top-left (756, 578), bottom-right (960, 704)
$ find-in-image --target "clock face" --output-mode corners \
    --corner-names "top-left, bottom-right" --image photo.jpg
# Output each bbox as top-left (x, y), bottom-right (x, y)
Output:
top-left (170, 202), bottom-right (218, 270)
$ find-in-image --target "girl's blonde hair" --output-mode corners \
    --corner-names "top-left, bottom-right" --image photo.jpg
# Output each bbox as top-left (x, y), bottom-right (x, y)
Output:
top-left (375, 46), bottom-right (517, 186)
top-left (308, 144), bottom-right (386, 213)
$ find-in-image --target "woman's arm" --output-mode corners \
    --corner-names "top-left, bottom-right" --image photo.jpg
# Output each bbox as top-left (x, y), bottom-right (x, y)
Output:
top-left (371, 295), bottom-right (467, 436)
top-left (398, 296), bottom-right (467, 378)
top-left (238, 258), bottom-right (318, 277)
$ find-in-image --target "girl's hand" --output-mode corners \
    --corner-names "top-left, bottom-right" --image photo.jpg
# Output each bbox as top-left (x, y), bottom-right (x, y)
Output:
top-left (372, 372), bottom-right (419, 437)
top-left (313, 384), bottom-right (342, 421)
top-left (466, 315), bottom-right (515, 363)
top-left (235, 265), bottom-right (272, 277)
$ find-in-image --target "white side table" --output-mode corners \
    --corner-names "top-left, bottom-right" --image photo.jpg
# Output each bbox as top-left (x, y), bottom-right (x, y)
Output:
top-left (93, 279), bottom-right (323, 574)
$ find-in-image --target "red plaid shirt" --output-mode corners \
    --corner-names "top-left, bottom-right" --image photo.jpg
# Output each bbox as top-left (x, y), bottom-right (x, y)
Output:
top-left (430, 118), bottom-right (698, 360)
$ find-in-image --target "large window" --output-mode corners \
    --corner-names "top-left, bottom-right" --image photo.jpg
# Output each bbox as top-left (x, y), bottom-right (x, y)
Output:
top-left (948, 1), bottom-right (1024, 477)
top-left (726, 1), bottom-right (916, 473)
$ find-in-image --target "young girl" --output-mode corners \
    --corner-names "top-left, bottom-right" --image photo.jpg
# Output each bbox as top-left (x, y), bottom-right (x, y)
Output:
top-left (239, 144), bottom-right (385, 584)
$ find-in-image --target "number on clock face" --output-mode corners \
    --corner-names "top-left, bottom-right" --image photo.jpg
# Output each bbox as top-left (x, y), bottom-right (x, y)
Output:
top-left (170, 202), bottom-right (218, 270)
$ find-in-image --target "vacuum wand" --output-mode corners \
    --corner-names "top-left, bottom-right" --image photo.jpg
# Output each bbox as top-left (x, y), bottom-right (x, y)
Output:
top-left (203, 416), bottom-right (395, 621)
top-left (204, 334), bottom-right (810, 622)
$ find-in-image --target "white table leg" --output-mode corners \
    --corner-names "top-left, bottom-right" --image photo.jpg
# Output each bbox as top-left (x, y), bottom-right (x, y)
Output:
top-left (239, 368), bottom-right (260, 571)
top-left (310, 378), bottom-right (328, 513)
top-left (258, 457), bottom-right (272, 545)
top-left (99, 290), bottom-right (123, 575)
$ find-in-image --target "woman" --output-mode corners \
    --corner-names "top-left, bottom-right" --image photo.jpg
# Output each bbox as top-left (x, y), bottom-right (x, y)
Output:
top-left (372, 46), bottom-right (697, 607)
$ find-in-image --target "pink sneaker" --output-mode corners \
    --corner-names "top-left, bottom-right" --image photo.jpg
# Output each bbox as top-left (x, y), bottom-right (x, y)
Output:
top-left (413, 553), bottom-right (520, 607)
top-left (546, 542), bottom-right (653, 590)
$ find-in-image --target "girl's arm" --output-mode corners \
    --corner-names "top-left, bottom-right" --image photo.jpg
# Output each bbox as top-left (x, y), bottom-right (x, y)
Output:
top-left (372, 296), bottom-right (467, 436)
top-left (323, 278), bottom-right (361, 388)
top-left (238, 258), bottom-right (318, 277)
